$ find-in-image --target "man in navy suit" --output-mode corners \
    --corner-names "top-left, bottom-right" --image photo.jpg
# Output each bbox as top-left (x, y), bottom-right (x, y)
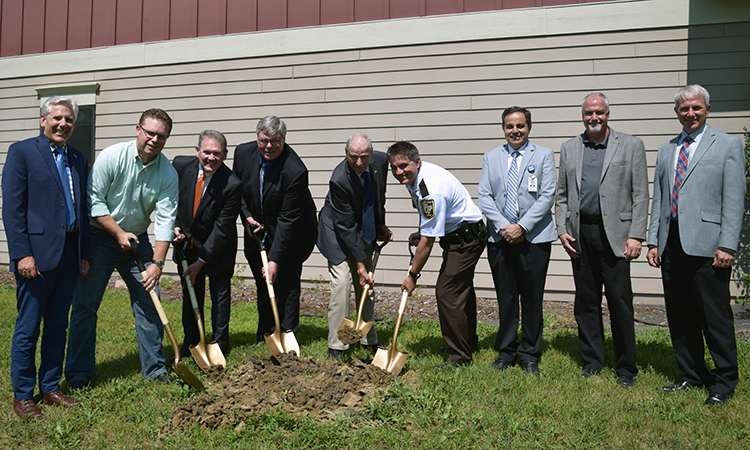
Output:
top-left (2, 96), bottom-right (91, 419)
top-left (172, 130), bottom-right (242, 356)
top-left (648, 85), bottom-right (746, 406)
top-left (317, 133), bottom-right (390, 359)
top-left (478, 106), bottom-right (556, 375)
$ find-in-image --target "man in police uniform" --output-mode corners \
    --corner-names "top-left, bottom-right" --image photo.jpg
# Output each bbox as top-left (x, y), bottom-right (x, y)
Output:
top-left (387, 141), bottom-right (487, 366)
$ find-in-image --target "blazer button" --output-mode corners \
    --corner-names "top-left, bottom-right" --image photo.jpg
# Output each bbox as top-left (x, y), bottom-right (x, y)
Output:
top-left (60, 224), bottom-right (66, 229)
top-left (61, 204), bottom-right (65, 209)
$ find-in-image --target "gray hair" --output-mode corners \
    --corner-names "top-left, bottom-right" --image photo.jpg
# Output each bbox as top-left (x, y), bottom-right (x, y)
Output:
top-left (386, 141), bottom-right (420, 162)
top-left (197, 130), bottom-right (227, 152)
top-left (256, 115), bottom-right (287, 138)
top-left (582, 92), bottom-right (610, 113)
top-left (41, 96), bottom-right (79, 122)
top-left (674, 85), bottom-right (710, 106)
top-left (345, 132), bottom-right (373, 152)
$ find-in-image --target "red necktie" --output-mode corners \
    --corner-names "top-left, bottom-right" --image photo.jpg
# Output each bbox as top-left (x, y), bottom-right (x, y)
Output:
top-left (193, 173), bottom-right (205, 217)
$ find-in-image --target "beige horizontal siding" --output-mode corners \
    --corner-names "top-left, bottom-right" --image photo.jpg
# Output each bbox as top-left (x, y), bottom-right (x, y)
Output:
top-left (1, 3), bottom-right (749, 302)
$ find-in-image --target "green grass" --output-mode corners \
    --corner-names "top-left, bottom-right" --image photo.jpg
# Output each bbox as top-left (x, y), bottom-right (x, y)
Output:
top-left (1, 285), bottom-right (750, 449)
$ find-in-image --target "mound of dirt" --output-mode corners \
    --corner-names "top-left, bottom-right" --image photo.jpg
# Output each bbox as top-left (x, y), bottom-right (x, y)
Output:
top-left (167, 353), bottom-right (400, 431)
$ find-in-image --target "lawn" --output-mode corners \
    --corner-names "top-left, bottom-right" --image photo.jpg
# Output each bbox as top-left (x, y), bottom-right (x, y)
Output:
top-left (1, 283), bottom-right (749, 449)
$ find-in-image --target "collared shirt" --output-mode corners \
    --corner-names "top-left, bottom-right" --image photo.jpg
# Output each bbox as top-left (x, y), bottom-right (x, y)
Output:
top-left (196, 165), bottom-right (216, 198)
top-left (88, 139), bottom-right (178, 241)
top-left (579, 132), bottom-right (610, 217)
top-left (505, 142), bottom-right (528, 216)
top-left (405, 161), bottom-right (482, 237)
top-left (673, 124), bottom-right (706, 170)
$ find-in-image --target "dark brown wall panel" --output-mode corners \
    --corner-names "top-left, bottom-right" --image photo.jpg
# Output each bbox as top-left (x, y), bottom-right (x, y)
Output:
top-left (354, 0), bottom-right (388, 22)
top-left (226, 0), bottom-right (256, 34)
top-left (91, 0), bottom-right (116, 48)
top-left (425, 0), bottom-right (460, 16)
top-left (67, 0), bottom-right (92, 50)
top-left (21, 0), bottom-right (44, 55)
top-left (390, 0), bottom-right (424, 19)
top-left (171, 0), bottom-right (198, 39)
top-left (1, 0), bottom-right (24, 57)
top-left (320, 0), bottom-right (352, 26)
top-left (504, 0), bottom-right (542, 9)
top-left (198, 0), bottom-right (227, 37)
top-left (45, 0), bottom-right (69, 52)
top-left (115, 0), bottom-right (142, 45)
top-left (257, 0), bottom-right (286, 31)
top-left (143, 0), bottom-right (170, 43)
top-left (464, 0), bottom-right (501, 12)
top-left (290, 0), bottom-right (321, 28)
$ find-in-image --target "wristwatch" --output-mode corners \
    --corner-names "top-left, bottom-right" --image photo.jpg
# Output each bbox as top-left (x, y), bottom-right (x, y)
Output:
top-left (152, 260), bottom-right (165, 270)
top-left (408, 270), bottom-right (421, 280)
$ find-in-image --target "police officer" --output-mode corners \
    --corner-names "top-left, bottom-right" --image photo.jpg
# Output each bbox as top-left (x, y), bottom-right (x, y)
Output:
top-left (387, 141), bottom-right (487, 366)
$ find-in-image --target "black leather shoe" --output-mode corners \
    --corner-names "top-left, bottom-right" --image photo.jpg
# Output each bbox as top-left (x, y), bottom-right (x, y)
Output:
top-left (662, 380), bottom-right (702, 392)
top-left (327, 348), bottom-right (343, 360)
top-left (580, 367), bottom-right (601, 378)
top-left (617, 375), bottom-right (634, 387)
top-left (154, 373), bottom-right (180, 383)
top-left (522, 361), bottom-right (540, 375)
top-left (490, 357), bottom-right (513, 371)
top-left (704, 392), bottom-right (731, 406)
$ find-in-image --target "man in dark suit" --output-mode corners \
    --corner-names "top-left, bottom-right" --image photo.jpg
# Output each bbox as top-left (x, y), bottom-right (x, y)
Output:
top-left (172, 130), bottom-right (242, 356)
top-left (317, 133), bottom-right (390, 360)
top-left (478, 106), bottom-right (556, 375)
top-left (647, 85), bottom-right (745, 406)
top-left (232, 116), bottom-right (317, 343)
top-left (555, 92), bottom-right (648, 387)
top-left (3, 96), bottom-right (91, 419)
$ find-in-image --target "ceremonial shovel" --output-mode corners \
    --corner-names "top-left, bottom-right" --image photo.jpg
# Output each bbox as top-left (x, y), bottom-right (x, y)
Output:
top-left (372, 242), bottom-right (415, 375)
top-left (337, 239), bottom-right (390, 345)
top-left (129, 238), bottom-right (204, 389)
top-left (250, 228), bottom-right (300, 359)
top-left (172, 242), bottom-right (226, 373)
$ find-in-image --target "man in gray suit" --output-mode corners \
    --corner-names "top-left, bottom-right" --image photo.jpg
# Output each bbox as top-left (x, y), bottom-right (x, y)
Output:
top-left (647, 85), bottom-right (745, 406)
top-left (317, 133), bottom-right (390, 360)
top-left (479, 106), bottom-right (556, 375)
top-left (555, 93), bottom-right (648, 387)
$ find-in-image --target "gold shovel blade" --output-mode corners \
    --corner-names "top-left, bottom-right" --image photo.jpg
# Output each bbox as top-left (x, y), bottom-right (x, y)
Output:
top-left (265, 330), bottom-right (300, 359)
top-left (206, 341), bottom-right (226, 370)
top-left (337, 317), bottom-right (374, 345)
top-left (372, 348), bottom-right (408, 375)
top-left (189, 344), bottom-right (212, 373)
top-left (173, 361), bottom-right (205, 390)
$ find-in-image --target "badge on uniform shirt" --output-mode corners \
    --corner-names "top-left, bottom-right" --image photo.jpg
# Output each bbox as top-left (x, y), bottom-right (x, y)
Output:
top-left (527, 165), bottom-right (537, 193)
top-left (421, 199), bottom-right (435, 219)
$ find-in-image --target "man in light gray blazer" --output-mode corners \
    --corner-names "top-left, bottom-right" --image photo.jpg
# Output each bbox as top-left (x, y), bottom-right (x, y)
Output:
top-left (479, 106), bottom-right (556, 375)
top-left (555, 93), bottom-right (648, 387)
top-left (647, 85), bottom-right (745, 406)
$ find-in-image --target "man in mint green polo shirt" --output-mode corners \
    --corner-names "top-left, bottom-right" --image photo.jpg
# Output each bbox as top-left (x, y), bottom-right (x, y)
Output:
top-left (65, 108), bottom-right (179, 388)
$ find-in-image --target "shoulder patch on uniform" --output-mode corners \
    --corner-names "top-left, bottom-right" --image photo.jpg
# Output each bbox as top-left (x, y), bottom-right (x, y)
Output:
top-left (421, 199), bottom-right (435, 219)
top-left (419, 179), bottom-right (429, 197)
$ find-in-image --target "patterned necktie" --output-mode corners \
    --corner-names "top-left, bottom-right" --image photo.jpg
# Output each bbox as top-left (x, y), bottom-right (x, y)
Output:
top-left (671, 136), bottom-right (691, 218)
top-left (503, 150), bottom-right (520, 224)
top-left (361, 171), bottom-right (376, 244)
top-left (55, 147), bottom-right (76, 230)
top-left (193, 173), bottom-right (205, 217)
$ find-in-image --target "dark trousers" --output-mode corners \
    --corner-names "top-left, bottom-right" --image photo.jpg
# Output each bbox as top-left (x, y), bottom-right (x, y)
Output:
top-left (488, 240), bottom-right (551, 364)
top-left (436, 235), bottom-right (485, 365)
top-left (11, 234), bottom-right (79, 400)
top-left (179, 265), bottom-right (232, 355)
top-left (573, 222), bottom-right (638, 377)
top-left (661, 221), bottom-right (737, 395)
top-left (245, 248), bottom-right (302, 343)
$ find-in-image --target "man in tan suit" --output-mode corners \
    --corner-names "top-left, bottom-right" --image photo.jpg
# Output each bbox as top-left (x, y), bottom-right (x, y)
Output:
top-left (555, 92), bottom-right (649, 387)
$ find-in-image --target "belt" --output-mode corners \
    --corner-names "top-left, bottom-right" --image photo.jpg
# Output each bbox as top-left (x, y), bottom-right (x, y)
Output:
top-left (580, 215), bottom-right (602, 224)
top-left (442, 220), bottom-right (488, 245)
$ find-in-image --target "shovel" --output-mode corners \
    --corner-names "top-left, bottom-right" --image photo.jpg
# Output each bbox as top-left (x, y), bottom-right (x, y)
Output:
top-left (172, 242), bottom-right (226, 373)
top-left (129, 238), bottom-right (204, 390)
top-left (337, 239), bottom-right (390, 345)
top-left (250, 228), bottom-right (300, 358)
top-left (372, 242), bottom-right (415, 375)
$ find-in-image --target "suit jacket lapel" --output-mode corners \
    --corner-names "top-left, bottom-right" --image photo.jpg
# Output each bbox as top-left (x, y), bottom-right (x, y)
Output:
top-left (517, 144), bottom-right (534, 189)
top-left (574, 136), bottom-right (584, 191)
top-left (600, 131), bottom-right (619, 182)
top-left (684, 125), bottom-right (715, 180)
top-left (347, 163), bottom-right (364, 213)
top-left (37, 136), bottom-right (65, 195)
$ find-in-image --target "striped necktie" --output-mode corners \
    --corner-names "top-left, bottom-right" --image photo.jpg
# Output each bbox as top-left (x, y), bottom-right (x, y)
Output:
top-left (503, 150), bottom-right (520, 224)
top-left (671, 136), bottom-right (691, 218)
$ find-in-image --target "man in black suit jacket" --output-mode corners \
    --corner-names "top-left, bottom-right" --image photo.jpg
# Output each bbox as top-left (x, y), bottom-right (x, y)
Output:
top-left (317, 133), bottom-right (390, 359)
top-left (3, 96), bottom-right (90, 418)
top-left (232, 116), bottom-right (317, 343)
top-left (172, 130), bottom-right (242, 356)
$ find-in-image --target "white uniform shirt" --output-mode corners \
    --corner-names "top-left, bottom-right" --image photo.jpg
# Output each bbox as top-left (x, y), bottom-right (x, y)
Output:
top-left (405, 161), bottom-right (483, 237)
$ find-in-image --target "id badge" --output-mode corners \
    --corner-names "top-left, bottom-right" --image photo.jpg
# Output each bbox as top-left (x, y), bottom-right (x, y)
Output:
top-left (528, 176), bottom-right (538, 193)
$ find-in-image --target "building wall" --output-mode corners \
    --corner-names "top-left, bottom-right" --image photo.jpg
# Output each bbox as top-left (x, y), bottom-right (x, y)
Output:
top-left (1, 0), bottom-right (749, 301)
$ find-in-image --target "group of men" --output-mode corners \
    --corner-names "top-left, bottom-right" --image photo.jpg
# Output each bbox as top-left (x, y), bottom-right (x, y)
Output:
top-left (3, 83), bottom-right (744, 419)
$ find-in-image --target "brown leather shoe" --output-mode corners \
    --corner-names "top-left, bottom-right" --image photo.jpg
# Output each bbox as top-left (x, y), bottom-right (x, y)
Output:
top-left (41, 391), bottom-right (81, 408)
top-left (13, 399), bottom-right (44, 419)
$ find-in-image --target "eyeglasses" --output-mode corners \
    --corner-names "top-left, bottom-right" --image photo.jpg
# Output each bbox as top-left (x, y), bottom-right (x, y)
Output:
top-left (139, 125), bottom-right (170, 142)
top-left (257, 135), bottom-right (283, 146)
